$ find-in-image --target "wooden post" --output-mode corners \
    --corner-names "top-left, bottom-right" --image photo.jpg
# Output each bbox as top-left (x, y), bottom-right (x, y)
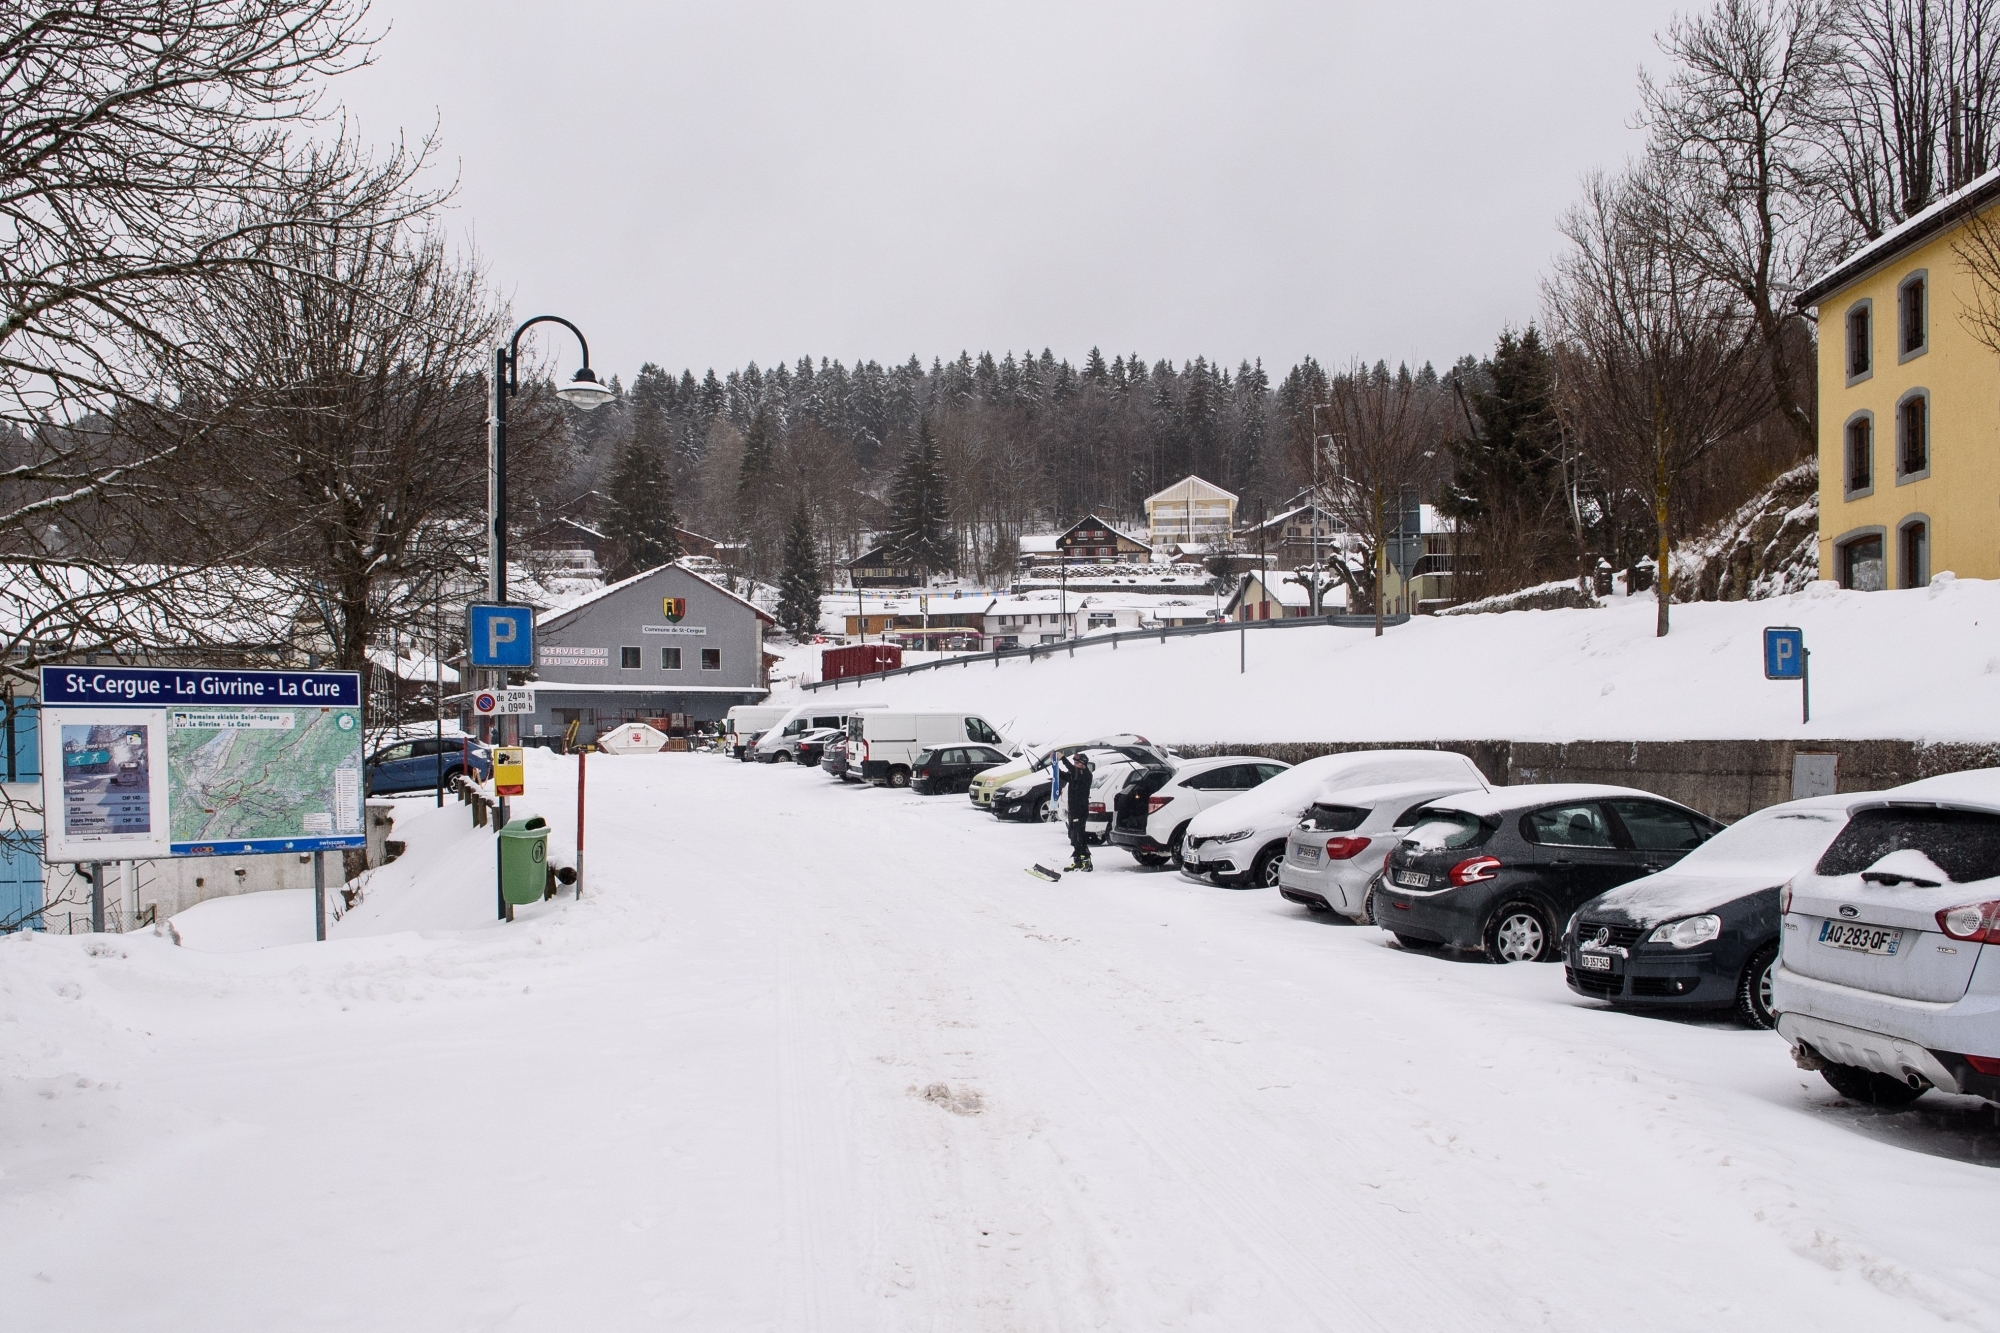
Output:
top-left (576, 748), bottom-right (587, 898)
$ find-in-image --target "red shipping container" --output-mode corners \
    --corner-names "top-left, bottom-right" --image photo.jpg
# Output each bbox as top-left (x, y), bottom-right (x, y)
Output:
top-left (821, 643), bottom-right (902, 680)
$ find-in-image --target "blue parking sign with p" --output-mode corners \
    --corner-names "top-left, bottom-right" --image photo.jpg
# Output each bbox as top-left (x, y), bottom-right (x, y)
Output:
top-left (468, 603), bottom-right (536, 668)
top-left (1763, 626), bottom-right (1804, 680)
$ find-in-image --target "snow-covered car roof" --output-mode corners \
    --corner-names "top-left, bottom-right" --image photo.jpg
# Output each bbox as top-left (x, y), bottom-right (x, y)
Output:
top-left (1579, 793), bottom-right (1863, 924)
top-left (1416, 783), bottom-right (1672, 819)
top-left (1303, 778), bottom-right (1487, 815)
top-left (1169, 754), bottom-right (1290, 778)
top-left (1854, 765), bottom-right (2000, 812)
top-left (1187, 749), bottom-right (1488, 839)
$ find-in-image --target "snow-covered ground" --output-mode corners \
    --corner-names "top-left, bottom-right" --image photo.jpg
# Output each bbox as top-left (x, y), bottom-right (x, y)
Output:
top-left (4, 753), bottom-right (1996, 1330)
top-left (797, 576), bottom-right (2000, 744)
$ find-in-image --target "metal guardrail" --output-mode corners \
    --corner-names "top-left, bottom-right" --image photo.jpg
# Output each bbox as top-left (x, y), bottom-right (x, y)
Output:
top-left (804, 611), bottom-right (1412, 691)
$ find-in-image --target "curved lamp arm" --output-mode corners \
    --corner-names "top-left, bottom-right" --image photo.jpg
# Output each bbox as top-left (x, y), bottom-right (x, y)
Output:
top-left (504, 314), bottom-right (594, 396)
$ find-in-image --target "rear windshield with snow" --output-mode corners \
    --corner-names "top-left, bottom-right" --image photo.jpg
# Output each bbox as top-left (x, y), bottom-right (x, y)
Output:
top-left (1301, 803), bottom-right (1368, 832)
top-left (1815, 807), bottom-right (2000, 883)
top-left (1403, 811), bottom-right (1489, 852)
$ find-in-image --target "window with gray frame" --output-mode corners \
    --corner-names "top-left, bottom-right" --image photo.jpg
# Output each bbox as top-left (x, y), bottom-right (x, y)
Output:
top-left (1840, 534), bottom-right (1886, 591)
top-left (700, 648), bottom-right (720, 670)
top-left (1846, 414), bottom-right (1872, 493)
top-left (1897, 392), bottom-right (1928, 477)
top-left (661, 647), bottom-right (681, 669)
top-left (1900, 520), bottom-right (1929, 589)
top-left (620, 646), bottom-right (641, 669)
top-left (1846, 301), bottom-right (1871, 377)
top-left (1899, 272), bottom-right (1927, 356)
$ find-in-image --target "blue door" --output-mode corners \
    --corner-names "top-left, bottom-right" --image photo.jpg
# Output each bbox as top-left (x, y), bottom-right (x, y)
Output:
top-left (0, 834), bottom-right (44, 933)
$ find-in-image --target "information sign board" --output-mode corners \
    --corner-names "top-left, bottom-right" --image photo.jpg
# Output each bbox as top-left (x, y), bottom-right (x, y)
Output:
top-left (467, 603), bottom-right (536, 669)
top-left (472, 688), bottom-right (534, 716)
top-left (37, 666), bottom-right (365, 861)
top-left (1763, 627), bottom-right (1805, 679)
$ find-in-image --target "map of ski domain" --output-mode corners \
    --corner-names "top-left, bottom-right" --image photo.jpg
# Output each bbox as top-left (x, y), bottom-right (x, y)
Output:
top-left (168, 706), bottom-right (364, 849)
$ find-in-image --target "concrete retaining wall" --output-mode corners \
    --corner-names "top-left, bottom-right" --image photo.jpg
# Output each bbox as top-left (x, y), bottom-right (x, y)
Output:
top-left (1172, 738), bottom-right (2000, 822)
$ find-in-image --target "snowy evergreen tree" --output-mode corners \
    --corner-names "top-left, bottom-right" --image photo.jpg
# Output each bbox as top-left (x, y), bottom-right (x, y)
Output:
top-left (885, 416), bottom-right (955, 578)
top-left (775, 495), bottom-right (822, 641)
top-left (603, 434), bottom-right (681, 580)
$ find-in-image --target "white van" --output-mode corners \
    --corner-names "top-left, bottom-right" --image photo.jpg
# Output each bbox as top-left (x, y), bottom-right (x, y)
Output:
top-left (752, 703), bottom-right (880, 762)
top-left (850, 711), bottom-right (1011, 787)
top-left (723, 704), bottom-right (792, 760)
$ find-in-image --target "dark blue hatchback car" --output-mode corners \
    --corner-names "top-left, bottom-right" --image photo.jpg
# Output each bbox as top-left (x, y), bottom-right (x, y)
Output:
top-left (366, 736), bottom-right (490, 796)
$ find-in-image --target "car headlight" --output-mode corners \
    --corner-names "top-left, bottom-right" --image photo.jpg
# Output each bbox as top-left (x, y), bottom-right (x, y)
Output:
top-left (1648, 914), bottom-right (1722, 949)
top-left (1213, 829), bottom-right (1253, 844)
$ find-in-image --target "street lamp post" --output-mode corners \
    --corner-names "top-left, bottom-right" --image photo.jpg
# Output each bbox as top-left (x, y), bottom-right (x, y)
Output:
top-left (488, 315), bottom-right (612, 843)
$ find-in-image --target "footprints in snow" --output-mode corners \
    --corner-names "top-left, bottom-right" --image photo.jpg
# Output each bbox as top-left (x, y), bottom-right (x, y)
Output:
top-left (918, 1081), bottom-right (985, 1115)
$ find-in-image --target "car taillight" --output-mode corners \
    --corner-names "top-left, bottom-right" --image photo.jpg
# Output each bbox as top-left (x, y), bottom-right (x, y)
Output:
top-left (1448, 856), bottom-right (1502, 887)
top-left (1089, 802), bottom-right (1105, 814)
top-left (1323, 836), bottom-right (1372, 859)
top-left (859, 740), bottom-right (869, 761)
top-left (1964, 1053), bottom-right (2000, 1075)
top-left (1936, 900), bottom-right (2000, 944)
top-left (1779, 879), bottom-right (1793, 914)
top-left (1147, 796), bottom-right (1170, 814)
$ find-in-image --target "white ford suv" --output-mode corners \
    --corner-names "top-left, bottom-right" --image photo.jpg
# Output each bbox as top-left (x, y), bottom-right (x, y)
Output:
top-left (1773, 768), bottom-right (2000, 1108)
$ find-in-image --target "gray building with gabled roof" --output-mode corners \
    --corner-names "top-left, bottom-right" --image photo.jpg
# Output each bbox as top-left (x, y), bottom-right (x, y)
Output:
top-left (511, 562), bottom-right (772, 744)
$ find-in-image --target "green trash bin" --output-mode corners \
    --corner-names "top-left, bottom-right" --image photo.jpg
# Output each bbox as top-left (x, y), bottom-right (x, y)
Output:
top-left (498, 816), bottom-right (549, 906)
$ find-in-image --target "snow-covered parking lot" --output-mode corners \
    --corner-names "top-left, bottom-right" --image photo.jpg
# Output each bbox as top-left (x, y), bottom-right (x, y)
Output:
top-left (5, 754), bottom-right (1999, 1331)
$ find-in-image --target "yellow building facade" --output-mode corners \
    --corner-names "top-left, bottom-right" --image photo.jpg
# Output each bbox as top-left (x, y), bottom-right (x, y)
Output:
top-left (1803, 173), bottom-right (2000, 589)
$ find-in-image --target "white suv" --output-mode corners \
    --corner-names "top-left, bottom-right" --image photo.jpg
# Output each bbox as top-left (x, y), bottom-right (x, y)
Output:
top-left (1108, 756), bottom-right (1291, 867)
top-left (1773, 768), bottom-right (2000, 1108)
top-left (1277, 779), bottom-right (1485, 922)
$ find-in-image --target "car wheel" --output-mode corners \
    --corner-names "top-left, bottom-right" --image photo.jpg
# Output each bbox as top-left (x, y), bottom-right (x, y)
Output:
top-left (1133, 852), bottom-right (1169, 868)
top-left (1168, 823), bottom-right (1192, 869)
top-left (1037, 797), bottom-right (1058, 823)
top-left (1357, 875), bottom-right (1380, 926)
top-left (1819, 1060), bottom-right (1926, 1107)
top-left (1250, 843), bottom-right (1284, 889)
top-left (1393, 932), bottom-right (1441, 951)
top-left (1485, 903), bottom-right (1554, 963)
top-left (887, 766), bottom-right (911, 788)
top-left (1735, 942), bottom-right (1779, 1029)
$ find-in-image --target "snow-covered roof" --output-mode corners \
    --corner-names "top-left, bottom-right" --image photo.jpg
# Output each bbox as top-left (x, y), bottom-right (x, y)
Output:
top-left (1059, 515), bottom-right (1152, 549)
top-left (1798, 164), bottom-right (2000, 308)
top-left (536, 559), bottom-right (774, 629)
top-left (1144, 475), bottom-right (1238, 506)
top-left (1017, 533), bottom-right (1061, 554)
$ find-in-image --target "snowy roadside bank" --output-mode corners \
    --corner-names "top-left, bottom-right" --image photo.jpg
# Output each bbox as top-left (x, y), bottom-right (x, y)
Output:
top-left (797, 577), bottom-right (2000, 746)
top-left (3, 756), bottom-right (1997, 1330)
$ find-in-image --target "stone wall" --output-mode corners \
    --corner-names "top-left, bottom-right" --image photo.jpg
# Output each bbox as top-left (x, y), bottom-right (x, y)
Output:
top-left (1172, 738), bottom-right (2000, 821)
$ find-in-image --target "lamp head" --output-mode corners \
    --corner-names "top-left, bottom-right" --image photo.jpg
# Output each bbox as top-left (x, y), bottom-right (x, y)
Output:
top-left (556, 366), bottom-right (615, 411)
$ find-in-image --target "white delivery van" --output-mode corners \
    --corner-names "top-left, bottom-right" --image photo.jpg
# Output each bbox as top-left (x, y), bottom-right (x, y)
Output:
top-left (752, 703), bottom-right (881, 762)
top-left (723, 704), bottom-right (792, 760)
top-left (850, 711), bottom-right (1011, 787)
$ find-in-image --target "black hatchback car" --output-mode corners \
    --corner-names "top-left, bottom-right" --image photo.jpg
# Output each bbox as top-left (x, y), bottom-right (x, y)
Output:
top-left (912, 745), bottom-right (1012, 795)
top-left (1564, 794), bottom-right (1856, 1027)
top-left (1376, 784), bottom-right (1722, 962)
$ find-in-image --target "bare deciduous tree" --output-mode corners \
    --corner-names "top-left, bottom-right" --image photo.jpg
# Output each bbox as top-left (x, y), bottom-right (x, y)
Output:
top-left (1325, 363), bottom-right (1448, 636)
top-left (1548, 167), bottom-right (1776, 637)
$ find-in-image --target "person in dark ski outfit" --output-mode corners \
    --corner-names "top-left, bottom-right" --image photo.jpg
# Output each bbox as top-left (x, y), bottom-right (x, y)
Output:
top-left (1061, 751), bottom-right (1094, 871)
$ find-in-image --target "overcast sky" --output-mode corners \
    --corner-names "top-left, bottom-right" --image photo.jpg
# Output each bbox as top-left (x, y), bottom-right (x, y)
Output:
top-left (340, 0), bottom-right (1685, 384)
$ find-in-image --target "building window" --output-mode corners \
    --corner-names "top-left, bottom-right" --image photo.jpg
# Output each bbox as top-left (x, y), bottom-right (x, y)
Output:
top-left (1845, 300), bottom-right (1872, 381)
top-left (1896, 391), bottom-right (1928, 478)
top-left (700, 648), bottom-right (720, 670)
top-left (1839, 533), bottom-right (1886, 591)
top-left (619, 646), bottom-right (641, 669)
top-left (1899, 518), bottom-right (1929, 589)
top-left (1845, 413), bottom-right (1873, 495)
top-left (661, 647), bottom-right (681, 670)
top-left (1899, 271), bottom-right (1927, 358)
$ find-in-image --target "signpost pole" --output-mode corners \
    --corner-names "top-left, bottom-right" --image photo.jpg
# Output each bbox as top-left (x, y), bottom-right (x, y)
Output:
top-left (576, 748), bottom-right (587, 898)
top-left (313, 850), bottom-right (326, 943)
top-left (89, 861), bottom-right (102, 933)
top-left (1802, 647), bottom-right (1812, 725)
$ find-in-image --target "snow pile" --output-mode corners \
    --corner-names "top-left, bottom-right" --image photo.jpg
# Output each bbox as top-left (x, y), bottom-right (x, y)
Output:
top-left (1438, 577), bottom-right (1596, 616)
top-left (800, 575), bottom-right (2000, 743)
